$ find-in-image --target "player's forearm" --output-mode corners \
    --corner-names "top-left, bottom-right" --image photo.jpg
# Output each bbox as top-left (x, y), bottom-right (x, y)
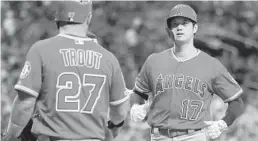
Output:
top-left (222, 97), bottom-right (244, 126)
top-left (7, 93), bottom-right (36, 137)
top-left (109, 100), bottom-right (129, 125)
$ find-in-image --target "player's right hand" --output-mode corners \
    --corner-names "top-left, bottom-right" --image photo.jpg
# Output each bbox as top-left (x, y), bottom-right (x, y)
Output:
top-left (130, 103), bottom-right (149, 122)
top-left (204, 120), bottom-right (228, 140)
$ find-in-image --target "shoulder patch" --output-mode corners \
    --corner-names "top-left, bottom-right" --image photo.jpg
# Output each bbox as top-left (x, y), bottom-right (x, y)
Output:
top-left (20, 61), bottom-right (31, 79)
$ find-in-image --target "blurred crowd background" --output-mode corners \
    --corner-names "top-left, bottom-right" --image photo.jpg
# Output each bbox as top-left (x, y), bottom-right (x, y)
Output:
top-left (1, 1), bottom-right (258, 141)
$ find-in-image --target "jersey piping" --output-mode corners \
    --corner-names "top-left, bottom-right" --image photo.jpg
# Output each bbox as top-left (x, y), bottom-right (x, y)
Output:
top-left (14, 85), bottom-right (39, 97)
top-left (224, 88), bottom-right (243, 103)
top-left (171, 47), bottom-right (201, 62)
top-left (135, 80), bottom-right (151, 93)
top-left (57, 33), bottom-right (93, 41)
top-left (109, 94), bottom-right (130, 105)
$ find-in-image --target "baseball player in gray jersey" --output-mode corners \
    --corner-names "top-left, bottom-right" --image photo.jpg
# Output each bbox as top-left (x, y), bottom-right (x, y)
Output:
top-left (130, 4), bottom-right (244, 141)
top-left (2, 1), bottom-right (130, 141)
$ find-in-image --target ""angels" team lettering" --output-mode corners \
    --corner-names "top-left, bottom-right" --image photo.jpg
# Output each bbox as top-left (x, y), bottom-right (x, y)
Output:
top-left (155, 74), bottom-right (207, 98)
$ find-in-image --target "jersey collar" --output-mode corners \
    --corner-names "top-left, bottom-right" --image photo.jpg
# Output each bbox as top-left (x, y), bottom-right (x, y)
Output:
top-left (57, 33), bottom-right (93, 41)
top-left (171, 47), bottom-right (200, 62)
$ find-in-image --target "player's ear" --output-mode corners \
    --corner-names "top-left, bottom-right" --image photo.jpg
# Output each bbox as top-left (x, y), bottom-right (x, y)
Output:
top-left (193, 23), bottom-right (198, 34)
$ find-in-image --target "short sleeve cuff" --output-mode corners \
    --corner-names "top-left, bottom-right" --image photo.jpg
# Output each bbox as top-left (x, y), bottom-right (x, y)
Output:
top-left (135, 81), bottom-right (151, 94)
top-left (109, 94), bottom-right (130, 105)
top-left (14, 85), bottom-right (39, 97)
top-left (224, 88), bottom-right (243, 103)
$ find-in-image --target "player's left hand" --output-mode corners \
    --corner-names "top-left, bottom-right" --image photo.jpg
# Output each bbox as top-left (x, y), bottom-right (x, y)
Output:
top-left (204, 120), bottom-right (228, 139)
top-left (2, 133), bottom-right (12, 141)
top-left (2, 132), bottom-right (19, 141)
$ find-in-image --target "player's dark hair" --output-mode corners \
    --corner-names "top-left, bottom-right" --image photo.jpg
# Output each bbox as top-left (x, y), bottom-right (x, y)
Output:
top-left (56, 21), bottom-right (80, 30)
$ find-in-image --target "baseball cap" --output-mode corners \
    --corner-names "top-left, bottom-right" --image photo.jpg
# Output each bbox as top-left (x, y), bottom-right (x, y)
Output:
top-left (54, 0), bottom-right (92, 24)
top-left (166, 4), bottom-right (197, 24)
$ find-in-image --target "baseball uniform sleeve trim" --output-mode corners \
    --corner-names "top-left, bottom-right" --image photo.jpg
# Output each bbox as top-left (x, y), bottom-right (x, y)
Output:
top-left (110, 95), bottom-right (130, 105)
top-left (224, 88), bottom-right (243, 103)
top-left (14, 85), bottom-right (39, 97)
top-left (135, 82), bottom-right (151, 93)
top-left (133, 89), bottom-right (148, 100)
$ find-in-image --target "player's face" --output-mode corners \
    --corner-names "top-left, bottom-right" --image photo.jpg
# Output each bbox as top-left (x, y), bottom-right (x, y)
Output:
top-left (169, 17), bottom-right (198, 44)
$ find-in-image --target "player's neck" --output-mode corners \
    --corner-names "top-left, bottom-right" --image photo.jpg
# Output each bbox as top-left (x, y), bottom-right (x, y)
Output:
top-left (173, 40), bottom-right (198, 59)
top-left (59, 27), bottom-right (88, 38)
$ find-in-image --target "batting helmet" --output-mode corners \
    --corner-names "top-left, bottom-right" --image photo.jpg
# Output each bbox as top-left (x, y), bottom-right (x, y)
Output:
top-left (166, 4), bottom-right (197, 29)
top-left (53, 0), bottom-right (92, 24)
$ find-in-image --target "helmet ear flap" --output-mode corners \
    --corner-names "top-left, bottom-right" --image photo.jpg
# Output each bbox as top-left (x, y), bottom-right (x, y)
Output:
top-left (165, 18), bottom-right (175, 41)
top-left (165, 26), bottom-right (175, 41)
top-left (166, 18), bottom-right (172, 30)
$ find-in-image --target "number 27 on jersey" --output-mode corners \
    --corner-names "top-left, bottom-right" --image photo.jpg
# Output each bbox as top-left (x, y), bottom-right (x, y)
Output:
top-left (56, 72), bottom-right (106, 114)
